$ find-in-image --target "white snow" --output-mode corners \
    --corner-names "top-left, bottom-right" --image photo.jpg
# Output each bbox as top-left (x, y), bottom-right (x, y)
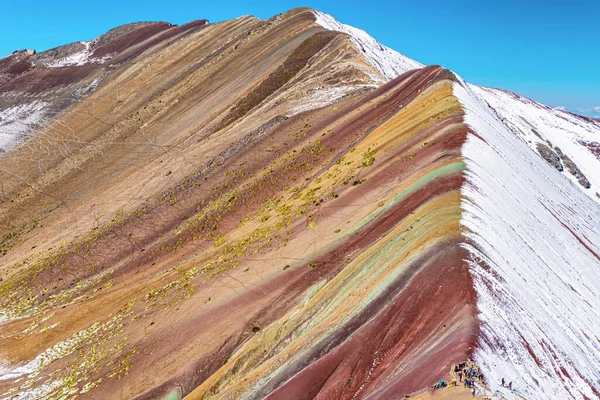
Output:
top-left (455, 78), bottom-right (600, 399)
top-left (74, 76), bottom-right (105, 99)
top-left (313, 11), bottom-right (423, 82)
top-left (472, 86), bottom-right (600, 202)
top-left (46, 42), bottom-right (91, 67)
top-left (45, 41), bottom-right (114, 68)
top-left (290, 84), bottom-right (374, 114)
top-left (0, 361), bottom-right (34, 381)
top-left (0, 100), bottom-right (52, 153)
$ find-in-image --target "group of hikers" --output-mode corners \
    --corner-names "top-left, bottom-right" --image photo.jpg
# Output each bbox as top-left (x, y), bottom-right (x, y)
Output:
top-left (430, 360), bottom-right (484, 394)
top-left (458, 364), bottom-right (482, 388)
top-left (429, 359), bottom-right (516, 397)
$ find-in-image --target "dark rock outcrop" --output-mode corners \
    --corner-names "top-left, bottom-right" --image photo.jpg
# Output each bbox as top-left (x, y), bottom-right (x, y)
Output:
top-left (536, 142), bottom-right (591, 189)
top-left (536, 143), bottom-right (563, 171)
top-left (555, 146), bottom-right (591, 189)
top-left (32, 42), bottom-right (87, 66)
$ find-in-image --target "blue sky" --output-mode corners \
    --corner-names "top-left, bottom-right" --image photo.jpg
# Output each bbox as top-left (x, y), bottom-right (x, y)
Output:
top-left (2, 0), bottom-right (599, 117)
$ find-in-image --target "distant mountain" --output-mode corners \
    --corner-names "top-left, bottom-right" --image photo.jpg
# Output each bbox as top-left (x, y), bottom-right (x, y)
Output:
top-left (0, 8), bottom-right (598, 400)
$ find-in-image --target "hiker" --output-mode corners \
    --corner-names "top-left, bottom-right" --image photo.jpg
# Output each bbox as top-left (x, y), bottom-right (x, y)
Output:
top-left (432, 380), bottom-right (446, 389)
top-left (501, 378), bottom-right (505, 386)
top-left (458, 371), bottom-right (463, 381)
top-left (508, 382), bottom-right (512, 390)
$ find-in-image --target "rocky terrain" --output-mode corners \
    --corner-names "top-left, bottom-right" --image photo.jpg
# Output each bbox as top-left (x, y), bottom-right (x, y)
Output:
top-left (0, 7), bottom-right (599, 400)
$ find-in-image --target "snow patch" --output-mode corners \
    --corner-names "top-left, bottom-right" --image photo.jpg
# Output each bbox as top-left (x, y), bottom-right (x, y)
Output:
top-left (290, 84), bottom-right (374, 114)
top-left (45, 42), bottom-right (114, 68)
top-left (313, 11), bottom-right (423, 82)
top-left (0, 100), bottom-right (52, 153)
top-left (0, 361), bottom-right (34, 381)
top-left (74, 76), bottom-right (105, 99)
top-left (455, 78), bottom-right (600, 400)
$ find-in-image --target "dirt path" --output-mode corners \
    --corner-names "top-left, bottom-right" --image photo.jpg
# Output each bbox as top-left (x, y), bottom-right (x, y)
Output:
top-left (413, 385), bottom-right (488, 399)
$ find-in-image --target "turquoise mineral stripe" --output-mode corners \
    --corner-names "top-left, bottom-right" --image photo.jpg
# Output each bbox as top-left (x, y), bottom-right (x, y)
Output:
top-left (351, 161), bottom-right (465, 233)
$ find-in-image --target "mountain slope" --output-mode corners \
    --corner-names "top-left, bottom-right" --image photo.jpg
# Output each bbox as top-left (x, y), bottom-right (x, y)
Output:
top-left (330, 15), bottom-right (600, 397)
top-left (473, 86), bottom-right (600, 200)
top-left (2, 9), bottom-right (452, 398)
top-left (184, 65), bottom-right (475, 400)
top-left (0, 7), bottom-right (599, 400)
top-left (456, 79), bottom-right (600, 399)
top-left (0, 20), bottom-right (209, 154)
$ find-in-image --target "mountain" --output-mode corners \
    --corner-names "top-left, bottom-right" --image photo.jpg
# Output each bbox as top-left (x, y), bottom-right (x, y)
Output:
top-left (0, 20), bottom-right (208, 154)
top-left (0, 8), bottom-right (599, 400)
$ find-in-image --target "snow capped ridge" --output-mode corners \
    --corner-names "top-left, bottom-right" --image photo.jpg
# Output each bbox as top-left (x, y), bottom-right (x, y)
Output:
top-left (454, 76), bottom-right (600, 400)
top-left (312, 11), bottom-right (423, 81)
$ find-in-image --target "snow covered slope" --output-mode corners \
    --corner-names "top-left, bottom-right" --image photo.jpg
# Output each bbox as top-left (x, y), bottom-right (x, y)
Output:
top-left (0, 100), bottom-right (51, 152)
top-left (313, 11), bottom-right (423, 81)
top-left (473, 86), bottom-right (600, 202)
top-left (455, 78), bottom-right (600, 400)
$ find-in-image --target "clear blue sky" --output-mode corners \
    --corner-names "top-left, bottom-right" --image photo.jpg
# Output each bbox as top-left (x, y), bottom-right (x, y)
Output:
top-left (2, 0), bottom-right (599, 117)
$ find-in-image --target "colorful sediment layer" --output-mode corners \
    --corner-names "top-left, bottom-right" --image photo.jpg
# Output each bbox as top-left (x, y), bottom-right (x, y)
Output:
top-left (183, 67), bottom-right (476, 400)
top-left (0, 8), bottom-right (477, 395)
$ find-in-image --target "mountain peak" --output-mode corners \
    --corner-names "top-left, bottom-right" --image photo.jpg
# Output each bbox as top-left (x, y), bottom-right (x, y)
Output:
top-left (313, 10), bottom-right (423, 81)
